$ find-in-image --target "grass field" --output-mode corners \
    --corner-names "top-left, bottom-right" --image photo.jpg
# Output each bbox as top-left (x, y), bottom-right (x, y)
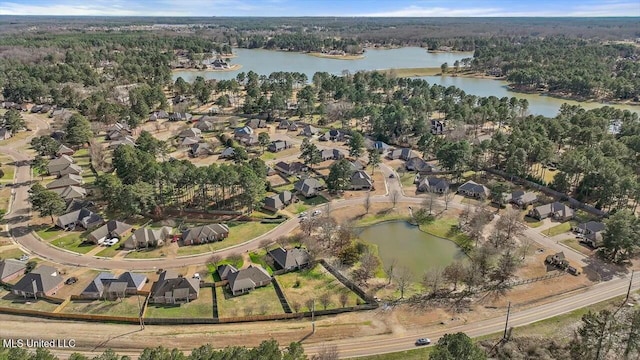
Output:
top-left (354, 347), bottom-right (432, 360)
top-left (399, 172), bottom-right (415, 187)
top-left (524, 216), bottom-right (544, 228)
top-left (177, 222), bottom-right (278, 256)
top-left (215, 283), bottom-right (284, 317)
top-left (35, 226), bottom-right (66, 241)
top-left (0, 289), bottom-right (60, 312)
top-left (145, 288), bottom-right (214, 319)
top-left (0, 247), bottom-right (26, 260)
top-left (419, 215), bottom-right (472, 251)
top-left (277, 265), bottom-right (362, 311)
top-left (126, 246), bottom-right (171, 259)
top-left (543, 221), bottom-right (576, 237)
top-left (51, 234), bottom-right (94, 254)
top-left (0, 157), bottom-right (15, 183)
top-left (61, 297), bottom-right (143, 317)
top-left (286, 195), bottom-right (328, 214)
top-left (95, 245), bottom-right (123, 258)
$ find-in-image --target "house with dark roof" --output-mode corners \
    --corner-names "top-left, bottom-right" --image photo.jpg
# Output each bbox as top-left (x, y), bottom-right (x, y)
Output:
top-left (178, 128), bottom-right (202, 139)
top-left (320, 148), bottom-right (345, 161)
top-left (149, 110), bottom-right (169, 121)
top-left (195, 119), bottom-right (215, 132)
top-left (108, 136), bottom-right (137, 149)
top-left (529, 202), bottom-right (575, 221)
top-left (300, 124), bottom-right (319, 137)
top-left (364, 139), bottom-right (391, 153)
top-left (457, 181), bottom-right (490, 199)
top-left (263, 191), bottom-right (295, 212)
top-left (46, 174), bottom-right (83, 190)
top-left (52, 185), bottom-right (87, 201)
top-left (55, 208), bottom-right (103, 231)
top-left (0, 127), bottom-right (12, 140)
top-left (0, 259), bottom-right (26, 282)
top-left (278, 120), bottom-right (292, 129)
top-left (348, 160), bottom-right (365, 172)
top-left (180, 136), bottom-right (201, 147)
top-left (405, 158), bottom-right (438, 173)
top-left (293, 178), bottom-right (324, 198)
top-left (268, 247), bottom-right (310, 272)
top-left (12, 265), bottom-right (63, 298)
top-left (350, 170), bottom-right (373, 190)
top-left (168, 112), bottom-right (193, 122)
top-left (189, 143), bottom-right (213, 157)
top-left (87, 220), bottom-right (133, 244)
top-left (274, 161), bottom-right (307, 176)
top-left (219, 147), bottom-right (236, 159)
top-left (217, 264), bottom-right (237, 281)
top-left (80, 272), bottom-right (116, 299)
top-left (150, 270), bottom-right (199, 304)
top-left (288, 122), bottom-right (299, 131)
top-left (56, 144), bottom-right (75, 157)
top-left (501, 190), bottom-right (538, 208)
top-left (268, 140), bottom-right (293, 153)
top-left (417, 177), bottom-right (450, 193)
top-left (47, 155), bottom-right (75, 176)
top-left (124, 226), bottom-right (172, 249)
top-left (574, 221), bottom-right (606, 248)
top-left (246, 119), bottom-right (267, 129)
top-left (320, 129), bottom-right (346, 142)
top-left (431, 120), bottom-right (446, 135)
top-left (234, 126), bottom-right (254, 140)
top-left (387, 148), bottom-right (417, 161)
top-left (55, 163), bottom-right (83, 177)
top-left (181, 224), bottom-right (230, 246)
top-left (222, 265), bottom-right (272, 295)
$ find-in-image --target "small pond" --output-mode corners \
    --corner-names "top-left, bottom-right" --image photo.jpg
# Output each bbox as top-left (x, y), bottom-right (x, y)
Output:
top-left (359, 220), bottom-right (467, 276)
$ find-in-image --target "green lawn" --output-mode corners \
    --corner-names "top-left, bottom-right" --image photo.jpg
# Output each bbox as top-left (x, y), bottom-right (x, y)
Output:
top-left (419, 216), bottom-right (472, 252)
top-left (51, 234), bottom-right (95, 254)
top-left (95, 245), bottom-right (123, 258)
top-left (399, 172), bottom-right (415, 187)
top-left (259, 152), bottom-right (276, 161)
top-left (354, 347), bottom-right (432, 360)
top-left (208, 256), bottom-right (244, 281)
top-left (0, 289), bottom-right (60, 312)
top-left (125, 246), bottom-right (171, 259)
top-left (35, 226), bottom-right (66, 241)
top-left (273, 183), bottom-right (295, 192)
top-left (215, 283), bottom-right (284, 318)
top-left (145, 288), bottom-right (214, 319)
top-left (560, 238), bottom-right (594, 256)
top-left (543, 221), bottom-right (576, 237)
top-left (356, 209), bottom-right (408, 227)
top-left (0, 158), bottom-right (15, 183)
top-left (524, 216), bottom-right (544, 228)
top-left (248, 250), bottom-right (275, 274)
top-left (177, 222), bottom-right (278, 256)
top-left (61, 297), bottom-right (143, 317)
top-left (0, 248), bottom-right (27, 260)
top-left (286, 195), bottom-right (329, 214)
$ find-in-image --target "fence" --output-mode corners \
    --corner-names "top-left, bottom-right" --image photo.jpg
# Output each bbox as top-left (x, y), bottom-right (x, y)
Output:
top-left (0, 306), bottom-right (140, 323)
top-left (318, 259), bottom-right (377, 305)
top-left (505, 272), bottom-right (568, 288)
top-left (271, 277), bottom-right (293, 313)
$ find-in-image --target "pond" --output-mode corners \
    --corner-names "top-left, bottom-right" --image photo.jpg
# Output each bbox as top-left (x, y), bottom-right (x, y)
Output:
top-left (359, 220), bottom-right (467, 277)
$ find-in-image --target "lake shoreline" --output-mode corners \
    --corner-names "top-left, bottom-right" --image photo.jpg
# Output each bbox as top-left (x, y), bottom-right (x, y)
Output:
top-left (308, 52), bottom-right (365, 60)
top-left (171, 64), bottom-right (243, 73)
top-left (507, 85), bottom-right (640, 107)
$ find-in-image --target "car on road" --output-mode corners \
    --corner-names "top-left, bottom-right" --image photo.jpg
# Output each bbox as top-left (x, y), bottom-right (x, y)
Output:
top-left (299, 212), bottom-right (308, 218)
top-left (389, 174), bottom-right (395, 178)
top-left (312, 210), bottom-right (322, 216)
top-left (65, 277), bottom-right (78, 285)
top-left (415, 338), bottom-right (431, 346)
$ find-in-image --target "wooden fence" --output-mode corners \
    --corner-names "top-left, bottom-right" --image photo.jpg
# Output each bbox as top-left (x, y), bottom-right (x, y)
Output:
top-left (318, 259), bottom-right (376, 305)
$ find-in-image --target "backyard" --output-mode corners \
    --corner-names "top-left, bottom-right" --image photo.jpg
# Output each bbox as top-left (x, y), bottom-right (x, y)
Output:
top-left (60, 296), bottom-right (143, 317)
top-left (177, 222), bottom-right (278, 256)
top-left (276, 265), bottom-right (363, 311)
top-left (215, 283), bottom-right (284, 318)
top-left (51, 234), bottom-right (95, 254)
top-left (0, 289), bottom-right (60, 312)
top-left (145, 287), bottom-right (214, 318)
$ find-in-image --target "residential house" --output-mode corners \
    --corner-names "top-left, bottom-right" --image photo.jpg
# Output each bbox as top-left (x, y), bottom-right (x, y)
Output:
top-left (529, 202), bottom-right (575, 221)
top-left (178, 128), bottom-right (202, 139)
top-left (149, 110), bottom-right (169, 121)
top-left (242, 133), bottom-right (259, 146)
top-left (47, 155), bottom-right (74, 176)
top-left (263, 191), bottom-right (294, 212)
top-left (275, 161), bottom-right (307, 176)
top-left (268, 247), bottom-right (310, 272)
top-left (124, 226), bottom-right (172, 249)
top-left (234, 126), bottom-right (254, 140)
top-left (169, 112), bottom-right (193, 122)
top-left (268, 140), bottom-right (293, 153)
top-left (217, 264), bottom-right (237, 281)
top-left (150, 270), bottom-right (200, 304)
top-left (181, 224), bottom-right (230, 246)
top-left (12, 265), bottom-right (63, 298)
top-left (56, 163), bottom-right (83, 177)
top-left (364, 139), bottom-right (391, 153)
top-left (87, 220), bottom-right (134, 244)
top-left (457, 181), bottom-right (490, 199)
top-left (56, 144), bottom-right (75, 156)
top-left (293, 178), bottom-right (324, 198)
top-left (300, 124), bottom-right (320, 137)
top-left (50, 130), bottom-right (66, 142)
top-left (219, 147), bottom-right (236, 159)
top-left (0, 127), bottom-right (12, 140)
top-left (574, 221), bottom-right (606, 248)
top-left (417, 177), bottom-right (450, 193)
top-left (55, 208), bottom-right (103, 231)
top-left (320, 148), bottom-right (345, 161)
top-left (80, 272), bottom-right (116, 299)
top-left (172, 95), bottom-right (187, 105)
top-left (387, 148), bottom-right (417, 161)
top-left (431, 120), bottom-right (446, 135)
top-left (223, 265), bottom-right (272, 296)
top-left (348, 160), bottom-right (365, 172)
top-left (405, 158), bottom-right (439, 173)
top-left (0, 259), bottom-right (26, 283)
top-left (52, 186), bottom-right (87, 201)
top-left (350, 170), bottom-right (373, 190)
top-left (246, 119), bottom-right (267, 129)
top-left (180, 136), bottom-right (201, 147)
top-left (288, 122), bottom-right (299, 131)
top-left (266, 166), bottom-right (276, 176)
top-left (65, 199), bottom-right (95, 213)
top-left (40, 105), bottom-right (52, 114)
top-left (277, 120), bottom-right (292, 130)
top-left (107, 136), bottom-right (136, 149)
top-left (195, 119), bottom-right (215, 132)
top-left (46, 174), bottom-right (83, 190)
top-left (190, 143), bottom-right (213, 157)
top-left (50, 108), bottom-right (71, 120)
top-left (210, 59), bottom-right (229, 69)
top-left (501, 190), bottom-right (538, 208)
top-left (320, 129), bottom-right (346, 142)
top-left (106, 123), bottom-right (131, 140)
top-left (30, 104), bottom-right (43, 113)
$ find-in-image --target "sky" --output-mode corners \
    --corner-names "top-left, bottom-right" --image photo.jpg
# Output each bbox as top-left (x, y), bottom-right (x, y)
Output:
top-left (0, 0), bottom-right (638, 17)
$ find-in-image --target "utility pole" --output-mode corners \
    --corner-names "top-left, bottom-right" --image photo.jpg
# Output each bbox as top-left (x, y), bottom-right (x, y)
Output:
top-left (312, 299), bottom-right (316, 334)
top-left (503, 301), bottom-right (511, 340)
top-left (625, 270), bottom-right (635, 303)
top-left (137, 294), bottom-right (145, 330)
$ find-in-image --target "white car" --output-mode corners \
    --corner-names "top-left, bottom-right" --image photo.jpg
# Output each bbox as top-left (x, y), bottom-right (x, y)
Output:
top-left (193, 273), bottom-right (201, 280)
top-left (299, 212), bottom-right (308, 218)
top-left (312, 210), bottom-right (322, 216)
top-left (105, 238), bottom-right (119, 246)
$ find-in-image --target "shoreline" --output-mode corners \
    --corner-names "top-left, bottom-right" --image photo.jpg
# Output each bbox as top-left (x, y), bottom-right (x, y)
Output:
top-left (307, 52), bottom-right (365, 60)
top-left (171, 64), bottom-right (242, 73)
top-left (506, 85), bottom-right (640, 107)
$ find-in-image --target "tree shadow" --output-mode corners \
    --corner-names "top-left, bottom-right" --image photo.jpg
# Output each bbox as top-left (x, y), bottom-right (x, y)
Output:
top-left (582, 255), bottom-right (630, 282)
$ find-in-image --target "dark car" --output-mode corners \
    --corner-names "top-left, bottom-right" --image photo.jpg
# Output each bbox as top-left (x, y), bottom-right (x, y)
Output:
top-left (415, 338), bottom-right (431, 346)
top-left (389, 174), bottom-right (395, 178)
top-left (65, 277), bottom-right (78, 285)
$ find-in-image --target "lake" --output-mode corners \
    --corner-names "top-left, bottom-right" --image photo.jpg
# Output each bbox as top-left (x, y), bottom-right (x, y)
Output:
top-left (359, 221), bottom-right (467, 276)
top-left (173, 47), bottom-right (640, 118)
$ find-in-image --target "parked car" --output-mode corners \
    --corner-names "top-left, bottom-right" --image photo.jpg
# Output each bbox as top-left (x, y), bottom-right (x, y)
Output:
top-left (312, 210), bottom-right (322, 216)
top-left (193, 273), bottom-right (201, 280)
top-left (65, 277), bottom-right (78, 285)
top-left (389, 174), bottom-right (395, 178)
top-left (18, 254), bottom-right (29, 261)
top-left (415, 338), bottom-right (431, 346)
top-left (299, 212), bottom-right (308, 218)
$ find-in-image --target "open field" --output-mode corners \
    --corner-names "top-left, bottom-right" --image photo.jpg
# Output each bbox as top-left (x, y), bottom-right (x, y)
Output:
top-left (177, 222), bottom-right (278, 256)
top-left (0, 289), bottom-right (60, 312)
top-left (0, 186), bottom-right (10, 214)
top-left (277, 265), bottom-right (363, 310)
top-left (215, 283), bottom-right (284, 317)
top-left (0, 156), bottom-right (15, 183)
top-left (145, 288), bottom-right (214, 318)
top-left (51, 234), bottom-right (94, 254)
top-left (125, 245), bottom-right (176, 259)
top-left (60, 296), bottom-right (143, 317)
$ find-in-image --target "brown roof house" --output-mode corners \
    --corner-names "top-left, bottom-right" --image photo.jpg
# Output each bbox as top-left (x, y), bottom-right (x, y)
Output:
top-left (46, 174), bottom-right (83, 190)
top-left (457, 181), bottom-right (490, 199)
top-left (12, 265), bottom-right (63, 299)
top-left (181, 224), bottom-right (229, 246)
top-left (263, 191), bottom-right (295, 212)
top-left (150, 270), bottom-right (200, 304)
top-left (219, 265), bottom-right (272, 296)
top-left (87, 220), bottom-right (133, 244)
top-left (268, 247), bottom-right (310, 272)
top-left (529, 202), bottom-right (574, 221)
top-left (124, 226), bottom-right (172, 249)
top-left (0, 259), bottom-right (26, 283)
top-left (417, 177), bottom-right (450, 193)
top-left (350, 170), bottom-right (373, 190)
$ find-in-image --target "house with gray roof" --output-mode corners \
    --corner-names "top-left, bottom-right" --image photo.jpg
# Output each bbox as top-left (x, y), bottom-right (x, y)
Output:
top-left (55, 163), bottom-right (83, 177)
top-left (278, 120), bottom-right (292, 129)
top-left (234, 126), bottom-right (254, 140)
top-left (81, 272), bottom-right (116, 299)
top-left (529, 202), bottom-right (575, 221)
top-left (457, 181), bottom-right (490, 199)
top-left (82, 272), bottom-right (147, 300)
top-left (124, 226), bottom-right (172, 249)
top-left (300, 124), bottom-right (319, 137)
top-left (150, 270), bottom-right (199, 304)
top-left (46, 174), bottom-right (83, 190)
top-left (219, 147), bottom-right (236, 159)
top-left (0, 259), bottom-right (26, 282)
top-left (320, 148), bottom-right (345, 161)
top-left (108, 136), bottom-right (137, 149)
top-left (12, 265), bottom-right (63, 298)
top-left (417, 177), bottom-right (450, 193)
top-left (55, 208), bottom-right (103, 231)
top-left (47, 155), bottom-right (75, 175)
top-left (406, 158), bottom-right (439, 173)
top-left (180, 136), bottom-right (201, 147)
top-left (502, 190), bottom-right (538, 208)
top-left (348, 160), bottom-right (365, 172)
top-left (52, 185), bottom-right (87, 201)
top-left (320, 129), bottom-right (346, 142)
top-left (387, 148), bottom-right (417, 161)
top-left (181, 224), bottom-right (229, 246)
top-left (275, 161), bottom-right (307, 176)
top-left (87, 220), bottom-right (133, 244)
top-left (246, 119), bottom-right (267, 129)
top-left (268, 247), bottom-right (310, 272)
top-left (56, 144), bottom-right (75, 156)
top-left (0, 127), bottom-right (12, 140)
top-left (189, 143), bottom-right (213, 157)
top-left (268, 140), bottom-right (293, 152)
top-left (168, 112), bottom-right (193, 122)
top-left (574, 221), bottom-right (606, 248)
top-left (149, 110), bottom-right (169, 121)
top-left (179, 128), bottom-right (202, 139)
top-left (263, 191), bottom-right (294, 212)
top-left (293, 178), bottom-right (324, 198)
top-left (365, 140), bottom-right (391, 153)
top-left (350, 170), bottom-right (373, 190)
top-left (217, 264), bottom-right (237, 281)
top-left (195, 119), bottom-right (215, 132)
top-left (223, 265), bottom-right (272, 295)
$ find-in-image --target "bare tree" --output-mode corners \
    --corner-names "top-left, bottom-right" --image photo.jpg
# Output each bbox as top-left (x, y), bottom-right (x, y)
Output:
top-left (396, 266), bottom-right (414, 299)
top-left (305, 298), bottom-right (315, 312)
top-left (207, 254), bottom-right (221, 268)
top-left (364, 191), bottom-right (372, 214)
top-left (312, 344), bottom-right (340, 360)
top-left (520, 236), bottom-right (535, 259)
top-left (291, 301), bottom-right (301, 313)
top-left (385, 258), bottom-right (398, 285)
top-left (353, 251), bottom-right (380, 285)
top-left (319, 292), bottom-right (331, 310)
top-left (89, 139), bottom-right (107, 172)
top-left (443, 187), bottom-right (453, 210)
top-left (495, 208), bottom-right (525, 244)
top-left (423, 267), bottom-right (444, 295)
top-left (339, 292), bottom-right (349, 308)
top-left (443, 261), bottom-right (465, 291)
top-left (259, 238), bottom-right (274, 253)
top-left (390, 190), bottom-right (400, 208)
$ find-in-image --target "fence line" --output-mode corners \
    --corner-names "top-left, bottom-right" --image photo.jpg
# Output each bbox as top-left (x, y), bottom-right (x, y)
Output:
top-left (271, 277), bottom-right (293, 314)
top-left (318, 259), bottom-right (376, 305)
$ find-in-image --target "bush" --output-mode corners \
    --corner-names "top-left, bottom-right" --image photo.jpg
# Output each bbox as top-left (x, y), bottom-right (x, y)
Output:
top-left (24, 261), bottom-right (37, 274)
top-left (294, 279), bottom-right (301, 288)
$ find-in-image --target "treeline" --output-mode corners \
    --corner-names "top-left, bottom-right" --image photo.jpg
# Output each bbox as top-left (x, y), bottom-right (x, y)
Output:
top-left (239, 33), bottom-right (362, 54)
top-left (471, 37), bottom-right (640, 100)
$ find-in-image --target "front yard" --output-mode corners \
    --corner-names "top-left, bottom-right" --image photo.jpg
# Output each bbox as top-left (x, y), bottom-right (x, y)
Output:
top-left (215, 283), bottom-right (284, 318)
top-left (276, 265), bottom-right (363, 311)
top-left (560, 238), bottom-right (595, 256)
top-left (35, 226), bottom-right (66, 241)
top-left (542, 221), bottom-right (577, 237)
top-left (60, 296), bottom-right (143, 317)
top-left (177, 222), bottom-right (278, 256)
top-left (145, 287), bottom-right (214, 318)
top-left (51, 234), bottom-right (94, 254)
top-left (285, 195), bottom-right (328, 214)
top-left (95, 244), bottom-right (124, 258)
